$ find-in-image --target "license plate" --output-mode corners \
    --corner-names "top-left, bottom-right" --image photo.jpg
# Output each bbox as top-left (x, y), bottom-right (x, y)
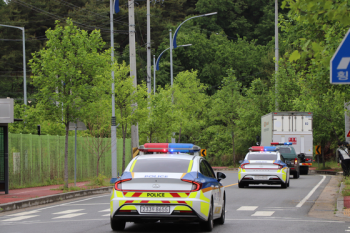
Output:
top-left (255, 176), bottom-right (268, 180)
top-left (140, 205), bottom-right (170, 213)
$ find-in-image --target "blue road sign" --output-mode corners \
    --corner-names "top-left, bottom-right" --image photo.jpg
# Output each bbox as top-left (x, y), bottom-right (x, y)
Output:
top-left (331, 28), bottom-right (350, 84)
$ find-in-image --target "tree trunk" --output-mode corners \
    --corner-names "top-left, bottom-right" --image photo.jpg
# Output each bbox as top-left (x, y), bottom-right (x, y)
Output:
top-left (97, 158), bottom-right (100, 177)
top-left (178, 126), bottom-right (181, 143)
top-left (322, 143), bottom-right (325, 168)
top-left (232, 130), bottom-right (235, 166)
top-left (64, 122), bottom-right (69, 189)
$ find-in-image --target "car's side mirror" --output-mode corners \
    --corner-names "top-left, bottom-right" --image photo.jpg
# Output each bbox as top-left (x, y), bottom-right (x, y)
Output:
top-left (217, 172), bottom-right (226, 181)
top-left (238, 160), bottom-right (243, 164)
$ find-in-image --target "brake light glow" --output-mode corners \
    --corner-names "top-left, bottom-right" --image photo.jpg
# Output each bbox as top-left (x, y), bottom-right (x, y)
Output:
top-left (306, 158), bottom-right (311, 162)
top-left (294, 158), bottom-right (298, 164)
top-left (181, 179), bottom-right (202, 192)
top-left (114, 178), bottom-right (132, 191)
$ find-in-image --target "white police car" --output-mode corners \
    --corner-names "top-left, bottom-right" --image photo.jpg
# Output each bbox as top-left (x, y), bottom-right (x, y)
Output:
top-left (110, 143), bottom-right (226, 232)
top-left (238, 146), bottom-right (290, 188)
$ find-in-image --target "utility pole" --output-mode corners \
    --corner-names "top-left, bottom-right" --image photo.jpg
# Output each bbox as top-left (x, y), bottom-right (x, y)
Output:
top-left (129, 0), bottom-right (139, 149)
top-left (153, 55), bottom-right (156, 94)
top-left (169, 29), bottom-right (175, 143)
top-left (110, 0), bottom-right (117, 181)
top-left (275, 0), bottom-right (279, 111)
top-left (147, 0), bottom-right (151, 94)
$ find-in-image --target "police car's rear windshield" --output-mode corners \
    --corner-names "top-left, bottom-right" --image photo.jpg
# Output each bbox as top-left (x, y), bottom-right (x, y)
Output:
top-left (132, 159), bottom-right (190, 173)
top-left (278, 148), bottom-right (291, 154)
top-left (247, 154), bottom-right (277, 160)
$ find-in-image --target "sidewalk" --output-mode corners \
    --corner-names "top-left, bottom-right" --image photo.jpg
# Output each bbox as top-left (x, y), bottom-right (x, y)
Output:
top-left (0, 182), bottom-right (112, 212)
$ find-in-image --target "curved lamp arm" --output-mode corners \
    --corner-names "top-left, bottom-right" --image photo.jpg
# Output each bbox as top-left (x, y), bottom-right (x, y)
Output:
top-left (156, 44), bottom-right (192, 71)
top-left (172, 12), bottom-right (217, 49)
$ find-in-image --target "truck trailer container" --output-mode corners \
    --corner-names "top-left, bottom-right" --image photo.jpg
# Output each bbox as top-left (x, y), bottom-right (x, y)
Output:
top-left (261, 112), bottom-right (313, 174)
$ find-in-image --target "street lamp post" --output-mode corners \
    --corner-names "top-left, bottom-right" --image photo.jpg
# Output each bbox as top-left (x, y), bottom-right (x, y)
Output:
top-left (153, 44), bottom-right (192, 94)
top-left (170, 12), bottom-right (217, 87)
top-left (275, 0), bottom-right (279, 111)
top-left (0, 24), bottom-right (27, 105)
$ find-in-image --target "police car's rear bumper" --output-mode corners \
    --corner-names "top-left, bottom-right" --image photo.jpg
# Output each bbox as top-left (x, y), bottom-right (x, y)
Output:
top-left (112, 207), bottom-right (203, 222)
top-left (239, 180), bottom-right (285, 185)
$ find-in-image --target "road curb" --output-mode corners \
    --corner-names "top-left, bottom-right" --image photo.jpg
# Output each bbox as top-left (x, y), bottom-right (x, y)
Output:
top-left (336, 182), bottom-right (346, 218)
top-left (0, 186), bottom-right (113, 213)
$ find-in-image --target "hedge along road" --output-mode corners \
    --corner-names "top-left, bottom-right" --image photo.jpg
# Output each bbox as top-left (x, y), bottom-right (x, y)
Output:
top-left (0, 171), bottom-right (348, 233)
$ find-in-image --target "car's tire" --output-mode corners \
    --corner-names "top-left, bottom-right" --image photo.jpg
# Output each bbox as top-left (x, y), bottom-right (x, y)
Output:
top-left (293, 171), bottom-right (299, 179)
top-left (281, 181), bottom-right (288, 189)
top-left (201, 201), bottom-right (214, 232)
top-left (287, 179), bottom-right (290, 187)
top-left (300, 166), bottom-right (309, 175)
top-left (216, 195), bottom-right (225, 225)
top-left (111, 218), bottom-right (126, 231)
top-left (238, 182), bottom-right (244, 188)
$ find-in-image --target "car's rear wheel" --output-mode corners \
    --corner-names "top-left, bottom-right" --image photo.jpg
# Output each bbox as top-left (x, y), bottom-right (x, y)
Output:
top-left (216, 195), bottom-right (225, 225)
top-left (238, 182), bottom-right (244, 188)
top-left (293, 171), bottom-right (299, 179)
top-left (300, 166), bottom-right (309, 175)
top-left (111, 218), bottom-right (126, 231)
top-left (200, 201), bottom-right (214, 232)
top-left (281, 181), bottom-right (288, 189)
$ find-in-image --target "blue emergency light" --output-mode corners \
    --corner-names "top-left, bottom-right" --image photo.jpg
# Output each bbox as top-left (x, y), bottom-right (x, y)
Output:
top-left (139, 143), bottom-right (201, 153)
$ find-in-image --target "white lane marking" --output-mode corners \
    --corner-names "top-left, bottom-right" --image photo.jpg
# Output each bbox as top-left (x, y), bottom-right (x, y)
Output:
top-left (296, 175), bottom-right (326, 208)
top-left (34, 194), bottom-right (109, 212)
top-left (237, 206), bottom-right (258, 211)
top-left (52, 213), bottom-right (86, 219)
top-left (251, 211), bottom-right (274, 217)
top-left (8, 210), bottom-right (40, 216)
top-left (53, 209), bottom-right (84, 215)
top-left (99, 209), bottom-right (110, 212)
top-left (66, 203), bottom-right (109, 206)
top-left (225, 219), bottom-right (345, 223)
top-left (2, 215), bottom-right (39, 222)
top-left (102, 214), bottom-right (110, 217)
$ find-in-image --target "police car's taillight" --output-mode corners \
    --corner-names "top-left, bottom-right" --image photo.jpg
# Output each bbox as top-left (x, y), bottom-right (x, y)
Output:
top-left (115, 178), bottom-right (132, 191)
top-left (240, 162), bottom-right (249, 169)
top-left (181, 179), bottom-right (202, 192)
top-left (273, 162), bottom-right (283, 169)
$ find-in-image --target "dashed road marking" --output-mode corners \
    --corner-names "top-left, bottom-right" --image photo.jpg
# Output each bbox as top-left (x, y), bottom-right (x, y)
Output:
top-left (102, 214), bottom-right (110, 217)
top-left (251, 211), bottom-right (275, 217)
top-left (2, 215), bottom-right (39, 222)
top-left (52, 213), bottom-right (86, 219)
top-left (237, 206), bottom-right (258, 211)
top-left (53, 209), bottom-right (85, 215)
top-left (7, 210), bottom-right (40, 216)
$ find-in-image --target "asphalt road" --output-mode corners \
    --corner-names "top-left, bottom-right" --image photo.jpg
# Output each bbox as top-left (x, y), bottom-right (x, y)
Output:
top-left (1, 171), bottom-right (349, 233)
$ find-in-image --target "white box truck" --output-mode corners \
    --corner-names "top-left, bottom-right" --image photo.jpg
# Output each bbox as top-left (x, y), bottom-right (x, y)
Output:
top-left (261, 112), bottom-right (313, 175)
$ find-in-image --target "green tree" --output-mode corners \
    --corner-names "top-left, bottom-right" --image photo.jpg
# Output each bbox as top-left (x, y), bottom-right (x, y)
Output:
top-left (113, 61), bottom-right (148, 171)
top-left (29, 19), bottom-right (110, 188)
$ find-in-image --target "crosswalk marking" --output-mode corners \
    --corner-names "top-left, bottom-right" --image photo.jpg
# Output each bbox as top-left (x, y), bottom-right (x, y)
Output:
top-left (52, 213), bottom-right (86, 219)
top-left (98, 209), bottom-right (110, 212)
top-left (2, 215), bottom-right (39, 222)
top-left (237, 206), bottom-right (258, 211)
top-left (53, 209), bottom-right (85, 215)
top-left (8, 210), bottom-right (40, 216)
top-left (251, 211), bottom-right (275, 217)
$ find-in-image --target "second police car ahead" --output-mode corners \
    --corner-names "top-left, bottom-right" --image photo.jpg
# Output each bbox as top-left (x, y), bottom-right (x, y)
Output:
top-left (238, 146), bottom-right (290, 188)
top-left (110, 143), bottom-right (226, 232)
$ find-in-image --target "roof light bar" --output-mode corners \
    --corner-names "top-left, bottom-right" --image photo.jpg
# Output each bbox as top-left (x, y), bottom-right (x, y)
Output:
top-left (249, 146), bottom-right (278, 152)
top-left (139, 143), bottom-right (201, 153)
top-left (271, 142), bottom-right (292, 146)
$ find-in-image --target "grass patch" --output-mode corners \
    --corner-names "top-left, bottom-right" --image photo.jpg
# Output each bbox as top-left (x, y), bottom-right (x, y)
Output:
top-left (86, 174), bottom-right (109, 188)
top-left (316, 161), bottom-right (342, 171)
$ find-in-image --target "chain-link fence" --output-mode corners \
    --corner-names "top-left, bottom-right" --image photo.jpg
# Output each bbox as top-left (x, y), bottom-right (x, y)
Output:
top-left (8, 133), bottom-right (131, 188)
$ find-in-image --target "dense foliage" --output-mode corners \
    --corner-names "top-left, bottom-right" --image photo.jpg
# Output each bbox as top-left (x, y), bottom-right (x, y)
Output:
top-left (2, 0), bottom-right (349, 167)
